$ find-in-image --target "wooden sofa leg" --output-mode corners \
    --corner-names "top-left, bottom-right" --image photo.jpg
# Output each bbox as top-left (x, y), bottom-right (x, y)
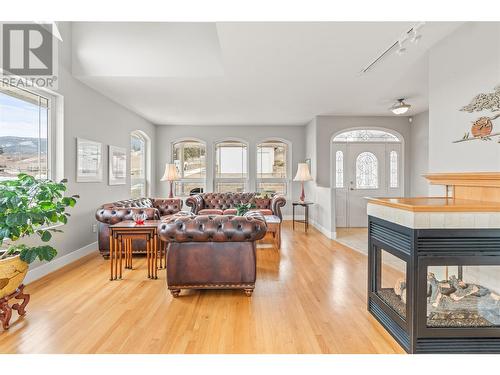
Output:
top-left (244, 288), bottom-right (254, 297)
top-left (170, 289), bottom-right (181, 298)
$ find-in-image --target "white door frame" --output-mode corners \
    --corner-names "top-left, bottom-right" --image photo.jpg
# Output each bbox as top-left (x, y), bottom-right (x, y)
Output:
top-left (330, 127), bottom-right (405, 231)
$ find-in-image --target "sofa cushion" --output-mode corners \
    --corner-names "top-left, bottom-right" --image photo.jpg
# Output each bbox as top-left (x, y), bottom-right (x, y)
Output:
top-left (250, 209), bottom-right (273, 216)
top-left (223, 209), bottom-right (237, 215)
top-left (198, 208), bottom-right (224, 215)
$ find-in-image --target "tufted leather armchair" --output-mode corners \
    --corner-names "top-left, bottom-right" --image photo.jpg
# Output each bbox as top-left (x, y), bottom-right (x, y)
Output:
top-left (95, 197), bottom-right (183, 257)
top-left (185, 192), bottom-right (286, 220)
top-left (158, 212), bottom-right (267, 297)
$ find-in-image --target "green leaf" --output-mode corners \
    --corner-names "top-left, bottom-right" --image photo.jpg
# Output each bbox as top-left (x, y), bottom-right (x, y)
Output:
top-left (39, 230), bottom-right (52, 242)
top-left (20, 248), bottom-right (38, 264)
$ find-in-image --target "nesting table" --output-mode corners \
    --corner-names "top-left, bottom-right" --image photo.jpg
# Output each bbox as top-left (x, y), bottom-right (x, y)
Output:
top-left (264, 215), bottom-right (282, 250)
top-left (108, 220), bottom-right (165, 280)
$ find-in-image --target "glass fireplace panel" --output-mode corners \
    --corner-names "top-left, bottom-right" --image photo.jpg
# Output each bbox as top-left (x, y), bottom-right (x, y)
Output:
top-left (427, 265), bottom-right (500, 328)
top-left (376, 249), bottom-right (407, 319)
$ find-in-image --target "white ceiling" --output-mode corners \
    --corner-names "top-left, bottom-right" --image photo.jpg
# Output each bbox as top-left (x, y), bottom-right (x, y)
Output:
top-left (71, 22), bottom-right (462, 125)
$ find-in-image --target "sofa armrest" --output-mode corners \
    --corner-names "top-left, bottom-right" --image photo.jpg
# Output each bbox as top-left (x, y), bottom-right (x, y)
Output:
top-left (151, 198), bottom-right (183, 217)
top-left (270, 194), bottom-right (286, 220)
top-left (95, 207), bottom-right (159, 225)
top-left (158, 214), bottom-right (267, 243)
top-left (185, 194), bottom-right (204, 214)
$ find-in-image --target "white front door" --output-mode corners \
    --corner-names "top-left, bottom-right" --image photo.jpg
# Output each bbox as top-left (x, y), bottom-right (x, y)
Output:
top-left (347, 143), bottom-right (386, 227)
top-left (334, 142), bottom-right (403, 228)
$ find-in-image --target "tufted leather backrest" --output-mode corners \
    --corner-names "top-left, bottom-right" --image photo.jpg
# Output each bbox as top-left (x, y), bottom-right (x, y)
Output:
top-left (200, 193), bottom-right (259, 210)
top-left (158, 213), bottom-right (267, 243)
top-left (112, 198), bottom-right (154, 208)
top-left (151, 198), bottom-right (183, 216)
top-left (95, 207), bottom-right (159, 225)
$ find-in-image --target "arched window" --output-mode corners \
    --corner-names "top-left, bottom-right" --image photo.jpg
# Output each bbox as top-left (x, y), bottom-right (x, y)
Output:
top-left (335, 150), bottom-right (344, 188)
top-left (130, 131), bottom-right (149, 198)
top-left (389, 150), bottom-right (398, 188)
top-left (356, 152), bottom-right (378, 189)
top-left (172, 140), bottom-right (206, 196)
top-left (256, 140), bottom-right (288, 195)
top-left (215, 140), bottom-right (248, 192)
top-left (333, 129), bottom-right (400, 142)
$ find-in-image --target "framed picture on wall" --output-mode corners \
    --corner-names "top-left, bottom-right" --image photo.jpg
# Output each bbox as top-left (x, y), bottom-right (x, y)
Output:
top-left (76, 138), bottom-right (103, 182)
top-left (108, 145), bottom-right (127, 185)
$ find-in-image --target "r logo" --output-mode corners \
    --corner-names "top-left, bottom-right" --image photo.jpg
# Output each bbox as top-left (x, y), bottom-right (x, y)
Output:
top-left (2, 23), bottom-right (53, 76)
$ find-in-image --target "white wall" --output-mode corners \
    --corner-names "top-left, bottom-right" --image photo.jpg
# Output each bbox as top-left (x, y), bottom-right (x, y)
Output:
top-left (155, 124), bottom-right (306, 217)
top-left (409, 111), bottom-right (429, 196)
top-left (428, 22), bottom-right (500, 196)
top-left (27, 23), bottom-right (156, 272)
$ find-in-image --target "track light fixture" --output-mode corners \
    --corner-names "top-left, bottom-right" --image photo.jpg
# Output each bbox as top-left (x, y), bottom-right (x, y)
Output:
top-left (360, 22), bottom-right (426, 74)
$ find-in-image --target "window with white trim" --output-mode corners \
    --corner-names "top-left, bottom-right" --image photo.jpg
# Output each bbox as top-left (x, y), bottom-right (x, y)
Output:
top-left (215, 140), bottom-right (248, 192)
top-left (130, 131), bottom-right (148, 198)
top-left (389, 150), bottom-right (398, 188)
top-left (256, 140), bottom-right (288, 195)
top-left (0, 84), bottom-right (50, 181)
top-left (172, 140), bottom-right (206, 196)
top-left (356, 152), bottom-right (378, 189)
top-left (335, 150), bottom-right (344, 188)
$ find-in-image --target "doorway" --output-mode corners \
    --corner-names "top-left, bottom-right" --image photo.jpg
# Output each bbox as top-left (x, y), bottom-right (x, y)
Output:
top-left (333, 129), bottom-right (403, 229)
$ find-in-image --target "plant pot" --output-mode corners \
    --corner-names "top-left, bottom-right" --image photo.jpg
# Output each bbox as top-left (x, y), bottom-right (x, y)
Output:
top-left (471, 117), bottom-right (493, 137)
top-left (0, 253), bottom-right (29, 299)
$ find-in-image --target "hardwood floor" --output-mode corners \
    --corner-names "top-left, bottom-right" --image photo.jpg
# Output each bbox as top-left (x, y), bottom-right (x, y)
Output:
top-left (0, 221), bottom-right (404, 354)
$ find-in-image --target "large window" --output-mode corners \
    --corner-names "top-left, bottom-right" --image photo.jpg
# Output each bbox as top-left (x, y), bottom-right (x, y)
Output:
top-left (172, 140), bottom-right (206, 196)
top-left (130, 131), bottom-right (148, 198)
top-left (215, 140), bottom-right (248, 192)
top-left (256, 140), bottom-right (288, 195)
top-left (0, 85), bottom-right (49, 181)
top-left (356, 152), bottom-right (378, 189)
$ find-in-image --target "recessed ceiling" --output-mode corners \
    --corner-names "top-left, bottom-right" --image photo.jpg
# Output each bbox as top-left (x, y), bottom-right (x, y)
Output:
top-left (71, 22), bottom-right (462, 125)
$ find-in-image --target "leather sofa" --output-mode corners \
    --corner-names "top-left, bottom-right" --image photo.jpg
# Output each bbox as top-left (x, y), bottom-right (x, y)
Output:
top-left (95, 198), bottom-right (183, 257)
top-left (186, 192), bottom-right (286, 220)
top-left (158, 212), bottom-right (267, 297)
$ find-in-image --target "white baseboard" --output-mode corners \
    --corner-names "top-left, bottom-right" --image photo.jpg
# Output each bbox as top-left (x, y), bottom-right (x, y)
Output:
top-left (24, 241), bottom-right (97, 285)
top-left (283, 215), bottom-right (335, 239)
top-left (310, 219), bottom-right (336, 240)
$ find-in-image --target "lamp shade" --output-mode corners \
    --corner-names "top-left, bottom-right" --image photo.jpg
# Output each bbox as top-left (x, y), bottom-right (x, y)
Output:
top-left (160, 163), bottom-right (180, 181)
top-left (293, 163), bottom-right (313, 182)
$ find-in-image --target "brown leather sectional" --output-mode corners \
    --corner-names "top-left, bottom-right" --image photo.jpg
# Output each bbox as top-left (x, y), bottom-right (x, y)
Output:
top-left (95, 198), bottom-right (183, 257)
top-left (158, 212), bottom-right (267, 297)
top-left (186, 192), bottom-right (286, 220)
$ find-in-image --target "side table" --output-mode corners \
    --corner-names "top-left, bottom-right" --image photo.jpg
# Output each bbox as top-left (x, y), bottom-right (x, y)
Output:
top-left (109, 220), bottom-right (163, 280)
top-left (292, 201), bottom-right (313, 232)
top-left (264, 215), bottom-right (282, 250)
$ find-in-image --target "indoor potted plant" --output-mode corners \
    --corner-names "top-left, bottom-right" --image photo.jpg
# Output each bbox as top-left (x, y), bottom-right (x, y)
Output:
top-left (0, 173), bottom-right (78, 301)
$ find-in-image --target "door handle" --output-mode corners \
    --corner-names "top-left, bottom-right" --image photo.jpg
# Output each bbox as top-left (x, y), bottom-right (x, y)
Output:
top-left (349, 188), bottom-right (354, 191)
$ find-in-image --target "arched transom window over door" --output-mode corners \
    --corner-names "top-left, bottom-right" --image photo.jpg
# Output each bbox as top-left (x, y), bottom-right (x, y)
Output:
top-left (356, 152), bottom-right (378, 189)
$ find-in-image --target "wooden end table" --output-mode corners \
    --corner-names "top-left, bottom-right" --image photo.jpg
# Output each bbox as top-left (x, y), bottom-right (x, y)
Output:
top-left (264, 215), bottom-right (282, 250)
top-left (109, 220), bottom-right (164, 280)
top-left (292, 201), bottom-right (313, 232)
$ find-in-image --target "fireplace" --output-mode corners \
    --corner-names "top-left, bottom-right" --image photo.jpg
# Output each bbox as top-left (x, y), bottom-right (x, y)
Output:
top-left (368, 216), bottom-right (500, 353)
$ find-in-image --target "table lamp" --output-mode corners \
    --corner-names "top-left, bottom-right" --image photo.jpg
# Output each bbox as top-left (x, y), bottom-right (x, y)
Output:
top-left (293, 162), bottom-right (313, 202)
top-left (161, 163), bottom-right (180, 198)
